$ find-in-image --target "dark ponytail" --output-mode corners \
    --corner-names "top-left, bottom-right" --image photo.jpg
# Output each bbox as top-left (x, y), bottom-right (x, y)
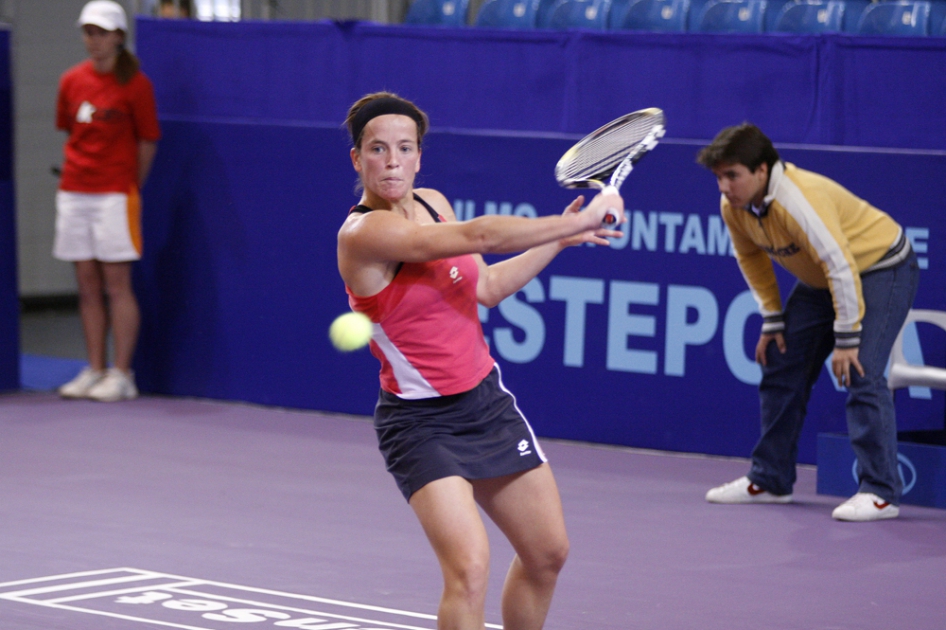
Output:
top-left (114, 42), bottom-right (139, 85)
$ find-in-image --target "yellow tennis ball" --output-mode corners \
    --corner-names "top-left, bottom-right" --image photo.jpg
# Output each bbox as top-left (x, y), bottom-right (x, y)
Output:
top-left (329, 311), bottom-right (373, 352)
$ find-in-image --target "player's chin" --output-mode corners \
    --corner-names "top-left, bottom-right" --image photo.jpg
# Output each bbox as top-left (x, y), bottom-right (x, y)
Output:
top-left (377, 181), bottom-right (408, 199)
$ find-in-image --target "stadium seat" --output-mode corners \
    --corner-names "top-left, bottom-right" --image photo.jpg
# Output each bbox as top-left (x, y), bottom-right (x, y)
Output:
top-left (536, 0), bottom-right (563, 26)
top-left (608, 0), bottom-right (637, 25)
top-left (617, 0), bottom-right (690, 30)
top-left (930, 0), bottom-right (946, 33)
top-left (842, 0), bottom-right (871, 31)
top-left (688, 0), bottom-right (716, 26)
top-left (404, 0), bottom-right (470, 25)
top-left (856, 0), bottom-right (931, 34)
top-left (697, 0), bottom-right (768, 31)
top-left (547, 0), bottom-right (612, 27)
top-left (764, 0), bottom-right (794, 28)
top-left (888, 310), bottom-right (946, 392)
top-left (774, 0), bottom-right (846, 31)
top-left (475, 0), bottom-right (540, 27)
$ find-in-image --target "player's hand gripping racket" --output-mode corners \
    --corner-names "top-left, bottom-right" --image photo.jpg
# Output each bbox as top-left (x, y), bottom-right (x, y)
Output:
top-left (555, 107), bottom-right (665, 227)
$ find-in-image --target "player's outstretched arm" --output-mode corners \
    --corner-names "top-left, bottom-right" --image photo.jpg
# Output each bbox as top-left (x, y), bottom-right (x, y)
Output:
top-left (340, 188), bottom-right (621, 265)
top-left (476, 190), bottom-right (624, 308)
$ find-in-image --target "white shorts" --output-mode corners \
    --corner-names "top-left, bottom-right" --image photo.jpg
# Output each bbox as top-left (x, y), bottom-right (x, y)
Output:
top-left (53, 189), bottom-right (142, 262)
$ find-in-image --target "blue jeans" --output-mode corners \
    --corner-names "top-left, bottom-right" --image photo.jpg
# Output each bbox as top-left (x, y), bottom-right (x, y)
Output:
top-left (747, 251), bottom-right (920, 504)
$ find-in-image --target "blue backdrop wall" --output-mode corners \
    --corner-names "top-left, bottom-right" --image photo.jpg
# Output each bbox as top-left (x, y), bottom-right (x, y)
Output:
top-left (0, 28), bottom-right (17, 394)
top-left (132, 19), bottom-right (946, 463)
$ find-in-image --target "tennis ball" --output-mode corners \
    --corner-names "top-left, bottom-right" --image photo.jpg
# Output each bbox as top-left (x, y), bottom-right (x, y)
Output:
top-left (329, 311), bottom-right (373, 352)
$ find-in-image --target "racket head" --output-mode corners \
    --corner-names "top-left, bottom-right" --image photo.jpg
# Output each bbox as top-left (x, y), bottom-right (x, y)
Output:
top-left (555, 108), bottom-right (665, 189)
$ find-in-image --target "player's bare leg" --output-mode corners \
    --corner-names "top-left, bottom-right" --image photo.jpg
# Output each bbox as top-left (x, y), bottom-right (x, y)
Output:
top-left (475, 464), bottom-right (569, 630)
top-left (101, 261), bottom-right (139, 372)
top-left (410, 476), bottom-right (490, 630)
top-left (74, 259), bottom-right (107, 370)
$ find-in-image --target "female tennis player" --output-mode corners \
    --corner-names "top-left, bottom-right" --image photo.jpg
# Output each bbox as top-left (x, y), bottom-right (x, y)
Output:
top-left (337, 92), bottom-right (624, 630)
top-left (54, 1), bottom-right (160, 401)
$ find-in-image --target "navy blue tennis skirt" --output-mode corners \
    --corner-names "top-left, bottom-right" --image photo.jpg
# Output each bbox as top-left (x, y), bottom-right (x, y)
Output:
top-left (374, 365), bottom-right (548, 501)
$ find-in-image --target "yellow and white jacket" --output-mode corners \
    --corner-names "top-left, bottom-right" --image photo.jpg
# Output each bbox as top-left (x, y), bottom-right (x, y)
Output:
top-left (720, 161), bottom-right (909, 348)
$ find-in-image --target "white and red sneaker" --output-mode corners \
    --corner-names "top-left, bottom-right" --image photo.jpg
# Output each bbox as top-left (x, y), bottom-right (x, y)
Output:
top-left (86, 368), bottom-right (138, 402)
top-left (705, 476), bottom-right (793, 504)
top-left (58, 367), bottom-right (105, 399)
top-left (831, 492), bottom-right (899, 522)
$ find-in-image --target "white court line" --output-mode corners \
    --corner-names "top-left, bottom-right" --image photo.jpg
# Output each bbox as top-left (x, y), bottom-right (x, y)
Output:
top-left (0, 570), bottom-right (170, 599)
top-left (0, 598), bottom-right (224, 630)
top-left (0, 568), bottom-right (505, 630)
top-left (109, 569), bottom-right (444, 621)
top-left (145, 586), bottom-right (441, 630)
top-left (0, 567), bottom-right (147, 588)
top-left (41, 584), bottom-right (439, 630)
top-left (40, 581), bottom-right (205, 604)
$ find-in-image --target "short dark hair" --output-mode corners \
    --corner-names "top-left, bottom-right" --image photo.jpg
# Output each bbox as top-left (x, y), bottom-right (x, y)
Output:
top-left (696, 123), bottom-right (780, 173)
top-left (345, 91), bottom-right (429, 150)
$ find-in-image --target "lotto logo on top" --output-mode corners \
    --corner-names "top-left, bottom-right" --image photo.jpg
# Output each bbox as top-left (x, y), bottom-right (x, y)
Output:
top-left (0, 568), bottom-right (505, 630)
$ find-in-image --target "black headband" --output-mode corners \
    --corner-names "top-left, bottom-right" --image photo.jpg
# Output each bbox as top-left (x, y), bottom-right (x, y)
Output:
top-left (350, 97), bottom-right (424, 146)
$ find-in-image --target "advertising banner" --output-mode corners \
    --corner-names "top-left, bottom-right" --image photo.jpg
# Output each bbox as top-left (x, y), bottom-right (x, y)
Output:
top-left (135, 122), bottom-right (945, 463)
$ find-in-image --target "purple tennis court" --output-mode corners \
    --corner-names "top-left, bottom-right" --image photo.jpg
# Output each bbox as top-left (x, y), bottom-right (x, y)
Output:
top-left (1, 391), bottom-right (944, 629)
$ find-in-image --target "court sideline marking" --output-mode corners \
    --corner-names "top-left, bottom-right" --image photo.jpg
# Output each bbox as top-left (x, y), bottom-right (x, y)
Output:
top-left (0, 568), bottom-right (504, 630)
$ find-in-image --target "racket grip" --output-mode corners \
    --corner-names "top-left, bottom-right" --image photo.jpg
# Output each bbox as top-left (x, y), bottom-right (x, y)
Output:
top-left (600, 185), bottom-right (621, 229)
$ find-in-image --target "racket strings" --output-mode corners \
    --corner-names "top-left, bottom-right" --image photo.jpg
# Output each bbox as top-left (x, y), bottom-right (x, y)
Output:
top-left (557, 114), bottom-right (664, 182)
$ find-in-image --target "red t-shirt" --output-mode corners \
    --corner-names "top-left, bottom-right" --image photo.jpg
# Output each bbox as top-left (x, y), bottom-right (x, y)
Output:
top-left (56, 60), bottom-right (161, 193)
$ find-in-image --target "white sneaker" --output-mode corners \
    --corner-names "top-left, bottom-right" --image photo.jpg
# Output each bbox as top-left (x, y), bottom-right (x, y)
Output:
top-left (706, 476), bottom-right (793, 504)
top-left (58, 367), bottom-right (105, 399)
top-left (86, 368), bottom-right (138, 402)
top-left (831, 492), bottom-right (899, 522)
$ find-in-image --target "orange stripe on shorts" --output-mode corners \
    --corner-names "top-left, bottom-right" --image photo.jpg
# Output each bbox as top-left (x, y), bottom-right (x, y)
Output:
top-left (127, 185), bottom-right (143, 255)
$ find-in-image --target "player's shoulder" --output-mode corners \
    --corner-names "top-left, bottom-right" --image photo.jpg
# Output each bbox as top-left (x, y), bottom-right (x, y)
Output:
top-left (414, 187), bottom-right (448, 205)
top-left (338, 206), bottom-right (379, 244)
top-left (414, 188), bottom-right (455, 220)
top-left (342, 205), bottom-right (401, 232)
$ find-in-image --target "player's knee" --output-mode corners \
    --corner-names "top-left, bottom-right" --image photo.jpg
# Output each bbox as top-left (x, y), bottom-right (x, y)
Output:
top-left (546, 536), bottom-right (570, 575)
top-left (524, 536), bottom-right (570, 579)
top-left (446, 554), bottom-right (490, 602)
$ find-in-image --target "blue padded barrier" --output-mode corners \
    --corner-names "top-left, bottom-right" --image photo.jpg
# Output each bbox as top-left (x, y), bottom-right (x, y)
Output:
top-left (0, 28), bottom-right (16, 393)
top-left (131, 19), bottom-right (946, 462)
top-left (131, 119), bottom-right (946, 463)
top-left (135, 19), bottom-right (946, 148)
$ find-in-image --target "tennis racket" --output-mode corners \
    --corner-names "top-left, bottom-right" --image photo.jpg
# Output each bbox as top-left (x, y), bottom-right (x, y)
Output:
top-left (555, 107), bottom-right (665, 227)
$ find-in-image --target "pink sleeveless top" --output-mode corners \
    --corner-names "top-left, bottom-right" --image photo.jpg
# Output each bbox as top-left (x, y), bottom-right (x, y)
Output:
top-left (346, 200), bottom-right (494, 399)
